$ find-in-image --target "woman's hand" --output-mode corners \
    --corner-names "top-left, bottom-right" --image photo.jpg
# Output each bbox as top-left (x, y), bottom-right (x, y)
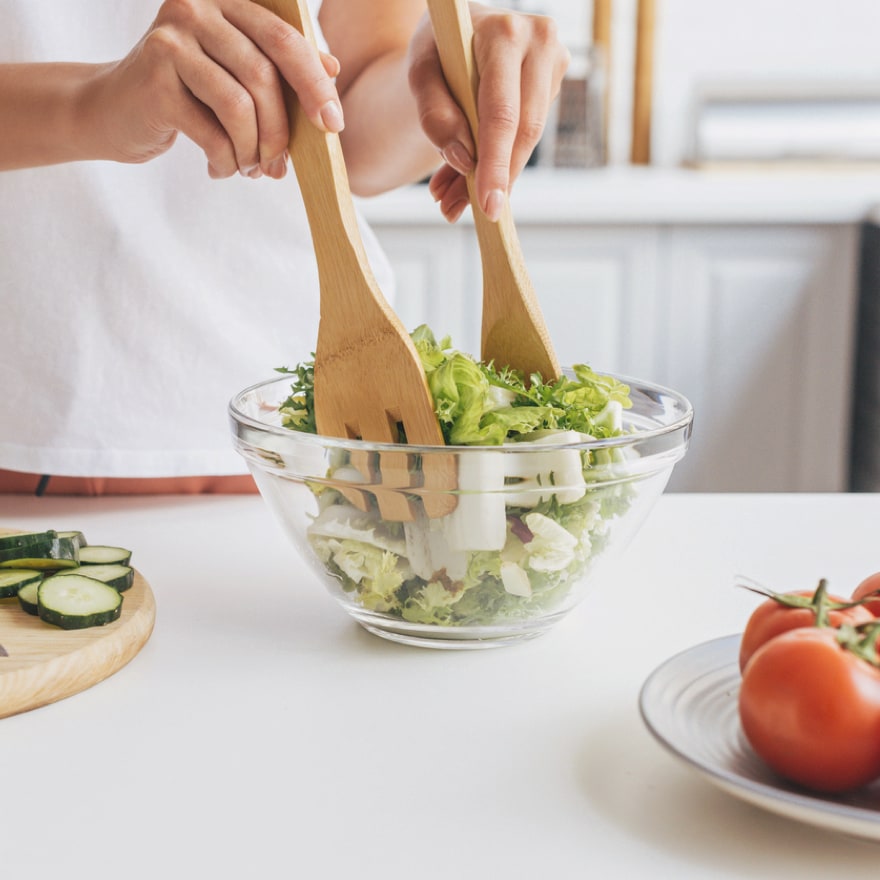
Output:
top-left (86, 0), bottom-right (344, 178)
top-left (408, 3), bottom-right (569, 222)
top-left (1, 0), bottom-right (568, 200)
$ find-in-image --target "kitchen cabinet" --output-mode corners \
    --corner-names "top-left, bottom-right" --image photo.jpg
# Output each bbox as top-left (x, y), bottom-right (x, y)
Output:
top-left (359, 168), bottom-right (879, 492)
top-left (370, 222), bottom-right (478, 355)
top-left (659, 225), bottom-right (858, 492)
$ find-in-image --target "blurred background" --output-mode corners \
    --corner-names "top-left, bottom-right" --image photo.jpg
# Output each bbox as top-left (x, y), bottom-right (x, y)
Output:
top-left (359, 0), bottom-right (880, 493)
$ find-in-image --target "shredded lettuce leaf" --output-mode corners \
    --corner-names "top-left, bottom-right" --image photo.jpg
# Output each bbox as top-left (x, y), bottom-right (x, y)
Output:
top-left (277, 325), bottom-right (639, 628)
top-left (278, 325), bottom-right (631, 445)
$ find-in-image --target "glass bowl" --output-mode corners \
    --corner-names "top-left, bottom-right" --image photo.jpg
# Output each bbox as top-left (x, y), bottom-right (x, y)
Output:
top-left (229, 372), bottom-right (693, 649)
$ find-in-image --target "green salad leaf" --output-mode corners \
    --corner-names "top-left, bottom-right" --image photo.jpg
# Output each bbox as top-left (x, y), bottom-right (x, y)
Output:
top-left (277, 325), bottom-right (640, 629)
top-left (278, 325), bottom-right (632, 445)
top-left (275, 360), bottom-right (316, 434)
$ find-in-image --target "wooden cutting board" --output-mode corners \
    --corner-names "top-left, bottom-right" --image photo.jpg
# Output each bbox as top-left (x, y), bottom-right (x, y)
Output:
top-left (0, 530), bottom-right (156, 720)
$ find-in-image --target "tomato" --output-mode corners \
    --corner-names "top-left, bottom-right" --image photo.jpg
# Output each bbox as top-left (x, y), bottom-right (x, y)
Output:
top-left (739, 583), bottom-right (873, 672)
top-left (852, 571), bottom-right (880, 617)
top-left (739, 626), bottom-right (880, 793)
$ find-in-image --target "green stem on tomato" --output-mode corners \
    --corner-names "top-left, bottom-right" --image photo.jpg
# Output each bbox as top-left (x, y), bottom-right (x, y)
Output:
top-left (837, 621), bottom-right (880, 666)
top-left (737, 577), bottom-right (867, 625)
top-left (813, 578), bottom-right (832, 628)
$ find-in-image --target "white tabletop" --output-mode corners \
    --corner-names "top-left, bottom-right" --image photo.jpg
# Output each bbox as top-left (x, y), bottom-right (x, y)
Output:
top-left (2, 492), bottom-right (880, 878)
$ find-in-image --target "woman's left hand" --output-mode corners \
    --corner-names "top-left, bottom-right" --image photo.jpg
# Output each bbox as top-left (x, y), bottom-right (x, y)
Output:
top-left (407, 2), bottom-right (569, 223)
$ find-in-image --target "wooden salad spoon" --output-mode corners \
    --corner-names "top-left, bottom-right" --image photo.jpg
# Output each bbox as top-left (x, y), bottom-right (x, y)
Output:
top-left (427, 0), bottom-right (562, 383)
top-left (255, 0), bottom-right (454, 520)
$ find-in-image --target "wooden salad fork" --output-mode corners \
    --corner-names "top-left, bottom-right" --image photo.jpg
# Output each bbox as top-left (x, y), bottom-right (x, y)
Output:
top-left (256, 0), bottom-right (454, 521)
top-left (427, 0), bottom-right (562, 383)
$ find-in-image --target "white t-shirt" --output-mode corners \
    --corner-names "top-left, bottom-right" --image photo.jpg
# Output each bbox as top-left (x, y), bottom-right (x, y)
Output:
top-left (0, 0), bottom-right (395, 477)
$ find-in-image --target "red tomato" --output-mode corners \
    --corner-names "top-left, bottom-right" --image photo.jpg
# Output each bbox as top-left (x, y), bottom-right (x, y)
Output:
top-left (852, 572), bottom-right (880, 617)
top-left (739, 585), bottom-right (873, 672)
top-left (739, 627), bottom-right (880, 793)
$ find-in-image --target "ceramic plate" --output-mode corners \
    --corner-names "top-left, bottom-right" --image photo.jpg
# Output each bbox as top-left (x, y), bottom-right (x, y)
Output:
top-left (639, 634), bottom-right (880, 841)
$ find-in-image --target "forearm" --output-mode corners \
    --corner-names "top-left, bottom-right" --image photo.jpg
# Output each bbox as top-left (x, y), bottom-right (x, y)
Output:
top-left (0, 63), bottom-right (109, 171)
top-left (338, 51), bottom-right (441, 197)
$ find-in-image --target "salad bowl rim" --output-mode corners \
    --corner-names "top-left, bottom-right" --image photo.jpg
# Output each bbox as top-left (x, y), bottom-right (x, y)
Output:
top-left (228, 370), bottom-right (694, 456)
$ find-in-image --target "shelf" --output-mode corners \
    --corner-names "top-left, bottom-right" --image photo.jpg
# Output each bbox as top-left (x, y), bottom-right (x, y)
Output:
top-left (357, 166), bottom-right (880, 226)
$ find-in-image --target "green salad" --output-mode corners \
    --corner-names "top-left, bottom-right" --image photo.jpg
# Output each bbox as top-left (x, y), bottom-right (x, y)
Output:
top-left (276, 326), bottom-right (637, 627)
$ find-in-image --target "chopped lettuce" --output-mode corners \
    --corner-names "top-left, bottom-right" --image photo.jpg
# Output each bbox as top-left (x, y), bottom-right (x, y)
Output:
top-left (277, 326), bottom-right (638, 628)
top-left (278, 325), bottom-right (632, 444)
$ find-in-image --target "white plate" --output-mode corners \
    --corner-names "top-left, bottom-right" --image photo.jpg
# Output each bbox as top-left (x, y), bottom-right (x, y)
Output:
top-left (639, 634), bottom-right (880, 841)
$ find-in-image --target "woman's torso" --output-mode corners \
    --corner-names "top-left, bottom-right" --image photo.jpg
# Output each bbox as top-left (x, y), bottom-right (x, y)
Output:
top-left (0, 0), bottom-right (393, 478)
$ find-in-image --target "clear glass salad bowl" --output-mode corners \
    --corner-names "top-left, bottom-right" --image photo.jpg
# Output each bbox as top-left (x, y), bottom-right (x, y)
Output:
top-left (229, 372), bottom-right (693, 649)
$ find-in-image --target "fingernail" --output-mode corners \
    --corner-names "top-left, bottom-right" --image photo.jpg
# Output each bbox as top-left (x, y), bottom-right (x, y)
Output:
top-left (266, 154), bottom-right (288, 179)
top-left (445, 199), bottom-right (469, 223)
top-left (483, 189), bottom-right (506, 222)
top-left (319, 100), bottom-right (344, 132)
top-left (241, 164), bottom-right (262, 179)
top-left (441, 141), bottom-right (474, 176)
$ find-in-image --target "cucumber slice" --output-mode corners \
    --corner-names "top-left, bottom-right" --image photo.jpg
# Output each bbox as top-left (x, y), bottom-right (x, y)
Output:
top-left (17, 579), bottom-right (41, 615)
top-left (0, 569), bottom-right (43, 599)
top-left (0, 531), bottom-right (57, 564)
top-left (53, 563), bottom-right (134, 592)
top-left (0, 532), bottom-right (79, 570)
top-left (0, 558), bottom-right (78, 571)
top-left (78, 545), bottom-right (132, 566)
top-left (0, 560), bottom-right (78, 571)
top-left (57, 530), bottom-right (88, 550)
top-left (38, 575), bottom-right (122, 630)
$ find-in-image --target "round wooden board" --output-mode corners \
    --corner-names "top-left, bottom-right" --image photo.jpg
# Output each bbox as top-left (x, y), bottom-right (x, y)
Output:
top-left (0, 530), bottom-right (156, 719)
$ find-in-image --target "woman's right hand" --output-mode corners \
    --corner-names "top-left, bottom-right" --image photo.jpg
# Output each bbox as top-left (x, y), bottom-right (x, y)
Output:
top-left (88, 0), bottom-right (344, 178)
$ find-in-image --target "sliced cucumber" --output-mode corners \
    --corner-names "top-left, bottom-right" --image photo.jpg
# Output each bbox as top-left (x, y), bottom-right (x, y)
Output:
top-left (17, 579), bottom-right (41, 615)
top-left (0, 559), bottom-right (78, 571)
top-left (53, 563), bottom-right (134, 592)
top-left (0, 569), bottom-right (43, 599)
top-left (0, 531), bottom-right (57, 564)
top-left (38, 575), bottom-right (122, 630)
top-left (78, 545), bottom-right (132, 566)
top-left (57, 530), bottom-right (88, 550)
top-left (0, 533), bottom-right (80, 571)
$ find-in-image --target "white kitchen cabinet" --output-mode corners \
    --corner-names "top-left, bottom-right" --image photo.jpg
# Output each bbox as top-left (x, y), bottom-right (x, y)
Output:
top-left (378, 223), bottom-right (479, 355)
top-left (514, 225), bottom-right (661, 378)
top-left (658, 225), bottom-right (859, 492)
top-left (359, 169), bottom-right (877, 492)
top-left (386, 221), bottom-right (664, 373)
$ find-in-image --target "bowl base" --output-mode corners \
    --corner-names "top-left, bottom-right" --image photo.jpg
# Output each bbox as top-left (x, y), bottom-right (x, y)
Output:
top-left (350, 609), bottom-right (570, 650)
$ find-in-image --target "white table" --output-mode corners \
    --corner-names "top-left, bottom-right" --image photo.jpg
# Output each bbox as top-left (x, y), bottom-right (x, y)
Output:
top-left (2, 492), bottom-right (880, 878)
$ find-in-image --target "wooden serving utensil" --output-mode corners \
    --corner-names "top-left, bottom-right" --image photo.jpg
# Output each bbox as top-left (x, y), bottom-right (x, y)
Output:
top-left (255, 0), bottom-right (454, 520)
top-left (631, 0), bottom-right (656, 165)
top-left (427, 0), bottom-right (561, 383)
